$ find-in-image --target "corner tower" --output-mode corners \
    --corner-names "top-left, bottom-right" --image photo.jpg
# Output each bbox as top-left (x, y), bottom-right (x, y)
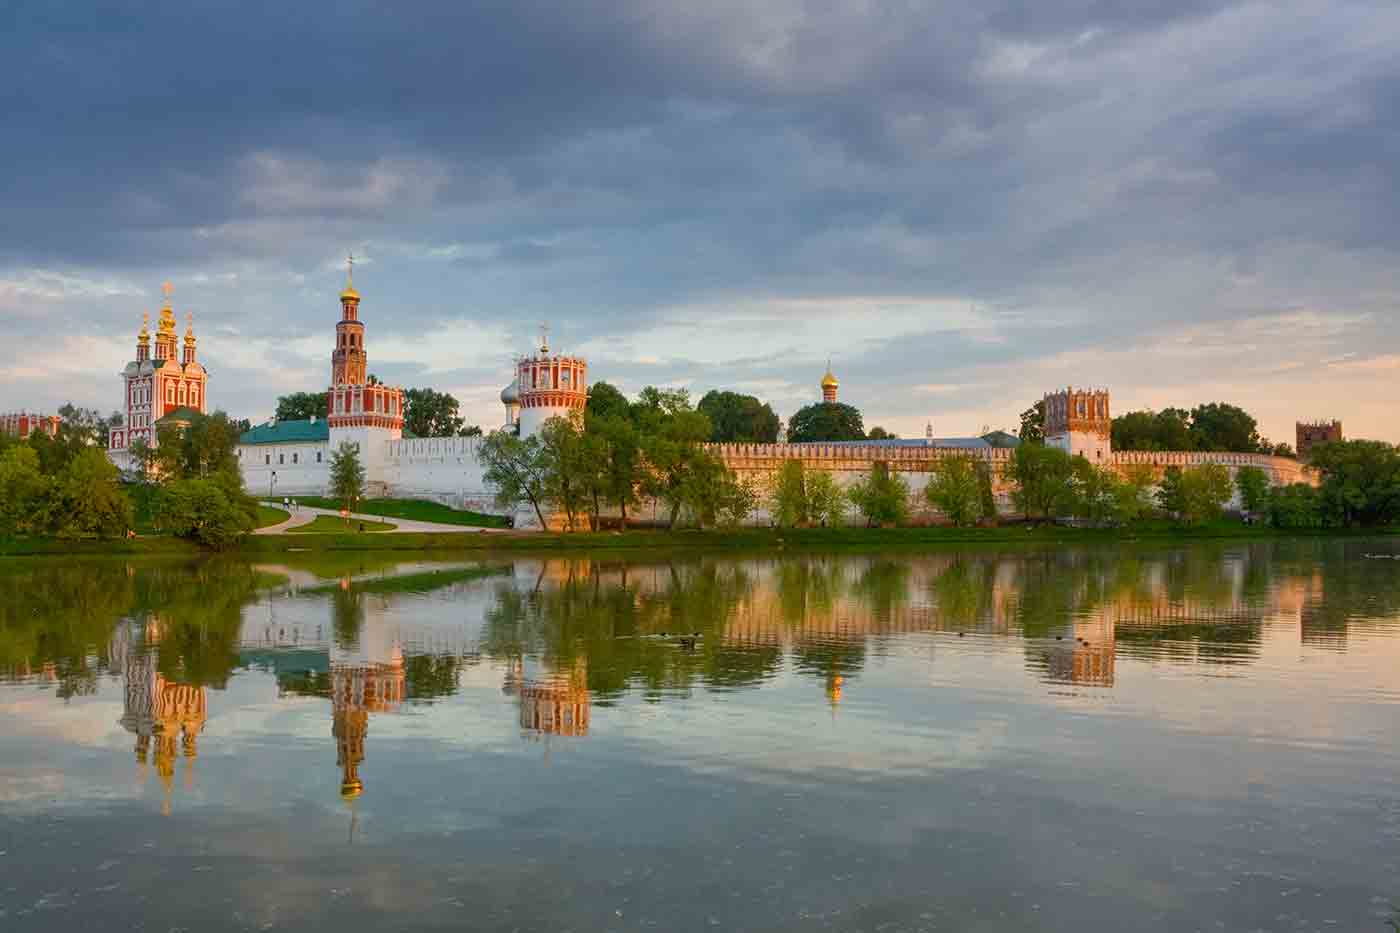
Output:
top-left (1044, 387), bottom-right (1111, 462)
top-left (515, 327), bottom-right (587, 438)
top-left (326, 258), bottom-right (404, 490)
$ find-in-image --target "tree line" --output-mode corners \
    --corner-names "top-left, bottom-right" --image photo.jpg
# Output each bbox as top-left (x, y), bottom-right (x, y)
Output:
top-left (1019, 398), bottom-right (1295, 456)
top-left (276, 387), bottom-right (482, 438)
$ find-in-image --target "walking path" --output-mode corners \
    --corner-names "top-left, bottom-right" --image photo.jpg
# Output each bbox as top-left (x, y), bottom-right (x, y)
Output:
top-left (255, 502), bottom-right (500, 535)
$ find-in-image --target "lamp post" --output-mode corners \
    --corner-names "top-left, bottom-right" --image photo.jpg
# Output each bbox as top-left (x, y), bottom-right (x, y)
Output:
top-left (270, 471), bottom-right (277, 501)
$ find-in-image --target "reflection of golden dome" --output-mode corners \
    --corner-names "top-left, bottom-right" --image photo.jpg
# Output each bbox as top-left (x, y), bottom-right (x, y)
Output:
top-left (341, 779), bottom-right (364, 799)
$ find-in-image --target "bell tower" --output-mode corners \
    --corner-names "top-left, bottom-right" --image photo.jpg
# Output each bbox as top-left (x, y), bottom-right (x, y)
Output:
top-left (1044, 387), bottom-right (1112, 462)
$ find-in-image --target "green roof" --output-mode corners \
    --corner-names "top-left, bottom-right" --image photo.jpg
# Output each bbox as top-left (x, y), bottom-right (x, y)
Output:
top-left (979, 430), bottom-right (1022, 448)
top-left (239, 419), bottom-right (330, 445)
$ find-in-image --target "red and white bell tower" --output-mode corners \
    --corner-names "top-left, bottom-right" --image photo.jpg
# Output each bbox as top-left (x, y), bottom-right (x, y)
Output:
top-left (326, 258), bottom-right (403, 486)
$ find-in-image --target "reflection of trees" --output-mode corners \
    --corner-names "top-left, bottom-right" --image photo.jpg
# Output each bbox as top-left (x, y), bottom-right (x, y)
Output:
top-left (482, 560), bottom-right (780, 699)
top-left (850, 560), bottom-right (910, 622)
top-left (776, 558), bottom-right (846, 626)
top-left (928, 559), bottom-right (994, 630)
top-left (331, 584), bottom-right (362, 650)
top-left (0, 558), bottom-right (271, 692)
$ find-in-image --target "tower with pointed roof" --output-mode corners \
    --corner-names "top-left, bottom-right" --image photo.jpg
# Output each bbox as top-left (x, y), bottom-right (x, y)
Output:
top-left (109, 283), bottom-right (208, 459)
top-left (821, 363), bottom-right (839, 404)
top-left (326, 257), bottom-right (404, 491)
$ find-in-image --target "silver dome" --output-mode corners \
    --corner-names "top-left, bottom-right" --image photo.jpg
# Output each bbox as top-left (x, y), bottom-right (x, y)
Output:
top-left (500, 378), bottom-right (520, 405)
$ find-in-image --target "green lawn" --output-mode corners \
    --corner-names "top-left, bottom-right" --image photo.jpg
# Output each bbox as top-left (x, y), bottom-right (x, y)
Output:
top-left (256, 505), bottom-right (290, 529)
top-left (287, 515), bottom-right (397, 534)
top-left (287, 496), bottom-right (509, 528)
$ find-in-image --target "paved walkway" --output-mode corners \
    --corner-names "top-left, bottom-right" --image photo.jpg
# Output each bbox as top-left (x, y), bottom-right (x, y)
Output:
top-left (256, 502), bottom-right (499, 535)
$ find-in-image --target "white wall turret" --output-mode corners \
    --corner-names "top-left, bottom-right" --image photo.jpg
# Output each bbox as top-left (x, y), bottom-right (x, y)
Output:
top-left (515, 330), bottom-right (587, 438)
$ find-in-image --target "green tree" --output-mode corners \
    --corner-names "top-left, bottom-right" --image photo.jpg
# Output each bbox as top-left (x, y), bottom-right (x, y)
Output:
top-left (1270, 442), bottom-right (1296, 458)
top-left (404, 387), bottom-right (477, 437)
top-left (1007, 443), bottom-right (1077, 521)
top-left (585, 381), bottom-right (632, 422)
top-left (49, 448), bottom-right (133, 539)
top-left (149, 411), bottom-right (243, 480)
top-left (867, 426), bottom-right (898, 440)
top-left (786, 402), bottom-right (865, 443)
top-left (976, 462), bottom-right (998, 524)
top-left (1235, 465), bottom-right (1270, 514)
top-left (926, 455), bottom-right (982, 527)
top-left (1177, 463), bottom-right (1234, 525)
top-left (697, 390), bottom-right (781, 443)
top-left (1018, 400), bottom-right (1045, 444)
top-left (1115, 463), bottom-right (1156, 524)
top-left (769, 460), bottom-right (810, 527)
top-left (539, 415), bottom-right (591, 531)
top-left (639, 409), bottom-right (713, 528)
top-left (1268, 483), bottom-right (1323, 528)
top-left (275, 392), bottom-right (328, 422)
top-left (848, 462), bottom-right (909, 526)
top-left (632, 386), bottom-right (693, 424)
top-left (1156, 466), bottom-right (1186, 518)
top-left (1308, 439), bottom-right (1400, 527)
top-left (1071, 456), bottom-right (1124, 525)
top-left (677, 451), bottom-right (753, 528)
top-left (0, 446), bottom-right (48, 538)
top-left (588, 414), bottom-right (642, 528)
top-left (155, 477), bottom-right (256, 548)
top-left (328, 441), bottom-right (366, 519)
top-left (805, 470), bottom-right (847, 527)
top-left (1112, 408), bottom-right (1195, 451)
top-left (478, 430), bottom-right (550, 528)
top-left (1189, 403), bottom-right (1262, 453)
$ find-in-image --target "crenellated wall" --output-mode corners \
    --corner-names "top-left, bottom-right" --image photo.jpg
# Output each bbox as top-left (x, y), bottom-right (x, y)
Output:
top-left (382, 436), bottom-right (499, 514)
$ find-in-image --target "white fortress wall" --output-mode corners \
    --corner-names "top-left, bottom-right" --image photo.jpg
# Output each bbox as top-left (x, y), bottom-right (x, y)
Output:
top-left (238, 441), bottom-right (331, 497)
top-left (383, 436), bottom-right (500, 514)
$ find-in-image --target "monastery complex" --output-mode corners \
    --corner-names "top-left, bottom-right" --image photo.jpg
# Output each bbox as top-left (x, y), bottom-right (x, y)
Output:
top-left (47, 268), bottom-right (1314, 525)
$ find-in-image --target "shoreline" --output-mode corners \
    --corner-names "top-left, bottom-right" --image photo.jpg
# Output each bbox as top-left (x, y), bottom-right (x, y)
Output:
top-left (2, 523), bottom-right (1395, 558)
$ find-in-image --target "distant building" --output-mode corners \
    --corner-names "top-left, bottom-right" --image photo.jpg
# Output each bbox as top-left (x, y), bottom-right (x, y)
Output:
top-left (1296, 420), bottom-right (1342, 459)
top-left (0, 412), bottom-right (59, 440)
top-left (1043, 386), bottom-right (1111, 462)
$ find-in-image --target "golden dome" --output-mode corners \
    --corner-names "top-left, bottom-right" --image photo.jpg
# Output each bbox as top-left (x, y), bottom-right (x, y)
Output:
top-left (821, 368), bottom-right (839, 389)
top-left (341, 253), bottom-right (359, 300)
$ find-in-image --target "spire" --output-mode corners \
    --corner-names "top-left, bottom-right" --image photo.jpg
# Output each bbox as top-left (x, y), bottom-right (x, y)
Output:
top-left (137, 312), bottom-right (150, 358)
top-left (182, 311), bottom-right (197, 365)
top-left (340, 253), bottom-right (359, 302)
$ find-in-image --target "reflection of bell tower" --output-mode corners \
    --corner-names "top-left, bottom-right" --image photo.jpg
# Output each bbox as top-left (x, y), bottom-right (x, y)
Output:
top-left (328, 660), bottom-right (405, 798)
top-left (111, 619), bottom-right (208, 814)
top-left (333, 705), bottom-right (369, 799)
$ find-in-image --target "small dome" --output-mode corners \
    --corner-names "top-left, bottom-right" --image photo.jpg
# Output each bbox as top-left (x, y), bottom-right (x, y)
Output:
top-left (340, 286), bottom-right (360, 301)
top-left (500, 378), bottom-right (520, 404)
top-left (821, 368), bottom-right (839, 389)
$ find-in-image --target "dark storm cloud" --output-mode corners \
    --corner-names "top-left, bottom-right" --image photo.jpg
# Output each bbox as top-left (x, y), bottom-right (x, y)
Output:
top-left (3, 0), bottom-right (1399, 439)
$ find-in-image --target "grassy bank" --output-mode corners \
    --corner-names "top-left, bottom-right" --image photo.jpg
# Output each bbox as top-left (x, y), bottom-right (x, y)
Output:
top-left (286, 515), bottom-right (396, 534)
top-left (3, 522), bottom-right (1395, 559)
top-left (285, 496), bottom-right (509, 528)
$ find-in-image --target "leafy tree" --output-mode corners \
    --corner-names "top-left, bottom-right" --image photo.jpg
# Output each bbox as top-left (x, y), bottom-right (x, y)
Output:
top-left (538, 415), bottom-right (591, 531)
top-left (697, 390), bottom-right (781, 443)
top-left (404, 387), bottom-right (477, 437)
top-left (1156, 466), bottom-right (1186, 518)
top-left (1177, 463), bottom-right (1234, 525)
top-left (787, 402), bottom-right (865, 443)
top-left (275, 392), bottom-right (329, 422)
top-left (0, 446), bottom-right (48, 538)
top-left (586, 381), bottom-right (631, 422)
top-left (1308, 439), bottom-right (1400, 527)
top-left (676, 451), bottom-right (753, 528)
top-left (1270, 442), bottom-right (1296, 458)
top-left (328, 440), bottom-right (366, 518)
top-left (1268, 483), bottom-right (1323, 528)
top-left (1115, 464), bottom-right (1156, 524)
top-left (155, 477), bottom-right (256, 548)
top-left (638, 408), bottom-right (713, 528)
top-left (147, 411), bottom-right (243, 481)
top-left (867, 426), bottom-right (898, 440)
top-left (1007, 443), bottom-right (1077, 521)
top-left (769, 460), bottom-right (810, 527)
top-left (632, 386), bottom-right (693, 423)
top-left (1071, 456), bottom-right (1124, 525)
top-left (49, 448), bottom-right (133, 539)
top-left (805, 470), bottom-right (847, 527)
top-left (478, 430), bottom-right (551, 528)
top-left (1189, 403), bottom-right (1262, 453)
top-left (976, 462), bottom-right (998, 523)
top-left (1235, 465), bottom-right (1270, 514)
top-left (1112, 408), bottom-right (1194, 451)
top-left (925, 455), bottom-right (982, 527)
top-left (1018, 400), bottom-right (1045, 444)
top-left (588, 414), bottom-right (642, 527)
top-left (848, 462), bottom-right (910, 526)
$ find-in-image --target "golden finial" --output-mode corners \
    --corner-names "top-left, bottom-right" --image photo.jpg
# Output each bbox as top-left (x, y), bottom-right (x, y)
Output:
top-left (340, 253), bottom-right (360, 300)
top-left (139, 312), bottom-right (150, 344)
top-left (161, 281), bottom-right (174, 306)
top-left (184, 310), bottom-right (196, 345)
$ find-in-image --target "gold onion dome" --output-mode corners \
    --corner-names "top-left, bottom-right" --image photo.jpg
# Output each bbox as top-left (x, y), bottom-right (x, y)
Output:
top-left (821, 368), bottom-right (839, 389)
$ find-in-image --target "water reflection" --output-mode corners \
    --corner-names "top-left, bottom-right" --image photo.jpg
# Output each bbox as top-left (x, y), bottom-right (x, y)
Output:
top-left (2, 541), bottom-right (1399, 931)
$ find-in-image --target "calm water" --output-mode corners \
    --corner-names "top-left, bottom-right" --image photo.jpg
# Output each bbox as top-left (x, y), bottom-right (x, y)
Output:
top-left (2, 542), bottom-right (1399, 932)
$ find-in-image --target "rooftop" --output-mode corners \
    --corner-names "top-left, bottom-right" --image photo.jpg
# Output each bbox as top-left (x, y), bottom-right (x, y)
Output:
top-left (239, 419), bottom-right (330, 446)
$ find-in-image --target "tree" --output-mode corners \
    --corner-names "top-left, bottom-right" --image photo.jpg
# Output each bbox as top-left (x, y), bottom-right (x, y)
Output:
top-left (638, 408), bottom-right (713, 528)
top-left (155, 477), bottom-right (255, 548)
top-left (275, 392), bottom-right (328, 422)
top-left (867, 426), bottom-right (898, 440)
top-left (632, 386), bottom-right (693, 423)
top-left (586, 381), bottom-right (631, 422)
top-left (1270, 442), bottom-right (1296, 458)
top-left (786, 402), bottom-right (865, 443)
top-left (1071, 456), bottom-right (1124, 525)
top-left (1156, 466), bottom-right (1186, 518)
top-left (1115, 463), bottom-right (1156, 524)
top-left (925, 455), bottom-right (982, 527)
top-left (1177, 463), bottom-right (1233, 524)
top-left (1268, 483), bottom-right (1323, 528)
top-left (478, 430), bottom-right (551, 528)
top-left (976, 462), bottom-right (998, 524)
top-left (1112, 408), bottom-right (1194, 451)
top-left (805, 470), bottom-right (847, 527)
top-left (848, 462), bottom-right (909, 526)
top-left (538, 415), bottom-right (591, 531)
top-left (0, 446), bottom-right (48, 538)
top-left (1007, 443), bottom-right (1077, 521)
top-left (588, 414), bottom-right (642, 528)
top-left (676, 450), bottom-right (753, 528)
top-left (1018, 400), bottom-right (1045, 444)
top-left (49, 448), bottom-right (132, 539)
top-left (1235, 465), bottom-right (1270, 514)
top-left (404, 387), bottom-right (477, 437)
top-left (769, 460), bottom-right (809, 527)
top-left (1308, 439), bottom-right (1400, 527)
top-left (328, 441), bottom-right (366, 518)
top-left (697, 390), bottom-right (781, 443)
top-left (1189, 403), bottom-right (1262, 453)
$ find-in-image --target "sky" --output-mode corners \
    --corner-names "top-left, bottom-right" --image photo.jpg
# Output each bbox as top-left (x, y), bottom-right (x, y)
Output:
top-left (2, 0), bottom-right (1398, 444)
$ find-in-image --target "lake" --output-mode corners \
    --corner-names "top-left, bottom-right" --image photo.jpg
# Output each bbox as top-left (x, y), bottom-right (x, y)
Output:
top-left (2, 540), bottom-right (1398, 932)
